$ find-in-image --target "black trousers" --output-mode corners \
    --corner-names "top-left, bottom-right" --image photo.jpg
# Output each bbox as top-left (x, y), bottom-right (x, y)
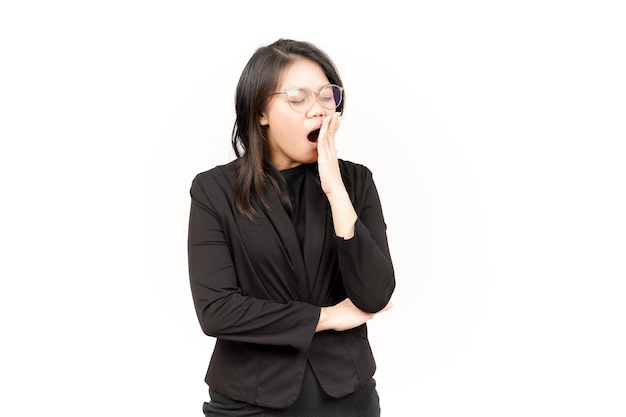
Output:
top-left (202, 363), bottom-right (381, 417)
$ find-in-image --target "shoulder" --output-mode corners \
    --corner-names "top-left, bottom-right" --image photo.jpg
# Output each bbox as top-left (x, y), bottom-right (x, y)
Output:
top-left (192, 160), bottom-right (236, 187)
top-left (338, 159), bottom-right (375, 183)
top-left (190, 160), bottom-right (237, 203)
top-left (336, 159), bottom-right (379, 205)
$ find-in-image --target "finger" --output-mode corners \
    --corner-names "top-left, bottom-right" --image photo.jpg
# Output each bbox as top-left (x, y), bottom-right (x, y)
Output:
top-left (321, 113), bottom-right (341, 139)
top-left (317, 120), bottom-right (334, 163)
top-left (318, 115), bottom-right (332, 144)
top-left (319, 115), bottom-right (340, 157)
top-left (325, 112), bottom-right (341, 143)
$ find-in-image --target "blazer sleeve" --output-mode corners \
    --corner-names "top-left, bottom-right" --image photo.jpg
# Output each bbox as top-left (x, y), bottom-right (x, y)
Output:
top-left (335, 164), bottom-right (396, 313)
top-left (188, 172), bottom-right (320, 352)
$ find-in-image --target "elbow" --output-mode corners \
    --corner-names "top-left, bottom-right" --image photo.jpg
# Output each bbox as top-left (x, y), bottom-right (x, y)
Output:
top-left (358, 301), bottom-right (388, 314)
top-left (352, 277), bottom-right (396, 314)
top-left (195, 297), bottom-right (231, 337)
top-left (197, 305), bottom-right (220, 337)
top-left (355, 294), bottom-right (393, 314)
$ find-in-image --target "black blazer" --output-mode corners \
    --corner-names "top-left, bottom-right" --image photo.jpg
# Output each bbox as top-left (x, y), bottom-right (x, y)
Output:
top-left (188, 159), bottom-right (395, 409)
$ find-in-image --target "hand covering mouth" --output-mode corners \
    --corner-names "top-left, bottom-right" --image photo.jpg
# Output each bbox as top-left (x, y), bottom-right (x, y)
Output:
top-left (307, 128), bottom-right (321, 142)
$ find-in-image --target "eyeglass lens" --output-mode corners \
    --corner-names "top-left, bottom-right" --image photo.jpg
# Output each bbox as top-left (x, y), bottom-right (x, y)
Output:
top-left (286, 85), bottom-right (342, 112)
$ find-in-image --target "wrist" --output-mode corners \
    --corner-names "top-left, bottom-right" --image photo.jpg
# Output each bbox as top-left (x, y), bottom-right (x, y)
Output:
top-left (325, 188), bottom-right (350, 204)
top-left (316, 307), bottom-right (330, 332)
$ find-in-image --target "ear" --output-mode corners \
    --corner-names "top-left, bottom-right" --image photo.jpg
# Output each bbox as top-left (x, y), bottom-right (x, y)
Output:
top-left (259, 112), bottom-right (269, 127)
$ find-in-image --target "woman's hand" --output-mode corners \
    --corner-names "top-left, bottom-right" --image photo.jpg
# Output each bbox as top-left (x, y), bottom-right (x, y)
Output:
top-left (317, 112), bottom-right (358, 238)
top-left (316, 112), bottom-right (344, 197)
top-left (316, 298), bottom-right (393, 332)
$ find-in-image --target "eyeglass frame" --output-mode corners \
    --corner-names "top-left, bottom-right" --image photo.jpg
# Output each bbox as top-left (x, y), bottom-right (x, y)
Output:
top-left (269, 84), bottom-right (344, 113)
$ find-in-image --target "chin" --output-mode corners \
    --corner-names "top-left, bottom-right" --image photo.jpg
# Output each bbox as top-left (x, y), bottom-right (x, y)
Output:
top-left (301, 153), bottom-right (318, 165)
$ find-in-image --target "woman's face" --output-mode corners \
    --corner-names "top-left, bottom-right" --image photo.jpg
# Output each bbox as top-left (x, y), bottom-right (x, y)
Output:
top-left (260, 58), bottom-right (334, 170)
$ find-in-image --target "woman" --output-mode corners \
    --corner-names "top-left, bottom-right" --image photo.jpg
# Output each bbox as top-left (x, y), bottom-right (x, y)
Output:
top-left (188, 38), bottom-right (396, 416)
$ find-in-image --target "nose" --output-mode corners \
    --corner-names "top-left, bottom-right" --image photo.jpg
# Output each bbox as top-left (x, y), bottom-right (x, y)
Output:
top-left (307, 92), bottom-right (327, 117)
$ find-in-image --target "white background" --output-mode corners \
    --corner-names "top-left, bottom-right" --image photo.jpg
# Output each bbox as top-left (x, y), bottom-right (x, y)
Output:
top-left (1, 1), bottom-right (625, 416)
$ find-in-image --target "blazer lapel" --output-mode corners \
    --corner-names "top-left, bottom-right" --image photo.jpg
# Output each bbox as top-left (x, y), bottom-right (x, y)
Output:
top-left (260, 165), bottom-right (330, 302)
top-left (302, 165), bottom-right (330, 295)
top-left (262, 182), bottom-right (310, 301)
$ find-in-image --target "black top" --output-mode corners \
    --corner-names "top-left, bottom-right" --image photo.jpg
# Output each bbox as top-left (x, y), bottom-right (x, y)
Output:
top-left (281, 164), bottom-right (307, 251)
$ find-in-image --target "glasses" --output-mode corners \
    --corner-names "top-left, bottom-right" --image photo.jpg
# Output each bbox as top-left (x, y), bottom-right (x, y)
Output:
top-left (270, 84), bottom-right (343, 113)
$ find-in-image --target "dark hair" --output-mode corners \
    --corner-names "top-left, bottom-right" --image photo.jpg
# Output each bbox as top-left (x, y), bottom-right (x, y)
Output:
top-left (231, 39), bottom-right (345, 221)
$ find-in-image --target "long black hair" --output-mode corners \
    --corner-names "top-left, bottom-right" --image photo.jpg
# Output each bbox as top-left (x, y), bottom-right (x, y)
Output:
top-left (231, 39), bottom-right (345, 221)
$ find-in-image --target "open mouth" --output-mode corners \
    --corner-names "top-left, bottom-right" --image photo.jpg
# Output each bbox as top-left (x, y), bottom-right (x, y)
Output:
top-left (307, 128), bottom-right (320, 142)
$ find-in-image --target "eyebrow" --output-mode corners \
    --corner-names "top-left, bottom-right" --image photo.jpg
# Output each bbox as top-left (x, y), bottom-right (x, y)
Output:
top-left (280, 83), bottom-right (332, 92)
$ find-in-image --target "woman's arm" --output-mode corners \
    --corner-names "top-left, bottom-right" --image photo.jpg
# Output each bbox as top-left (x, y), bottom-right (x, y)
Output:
top-left (334, 181), bottom-right (396, 313)
top-left (316, 113), bottom-right (396, 313)
top-left (188, 174), bottom-right (320, 351)
top-left (316, 298), bottom-right (393, 332)
top-left (316, 113), bottom-right (357, 239)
